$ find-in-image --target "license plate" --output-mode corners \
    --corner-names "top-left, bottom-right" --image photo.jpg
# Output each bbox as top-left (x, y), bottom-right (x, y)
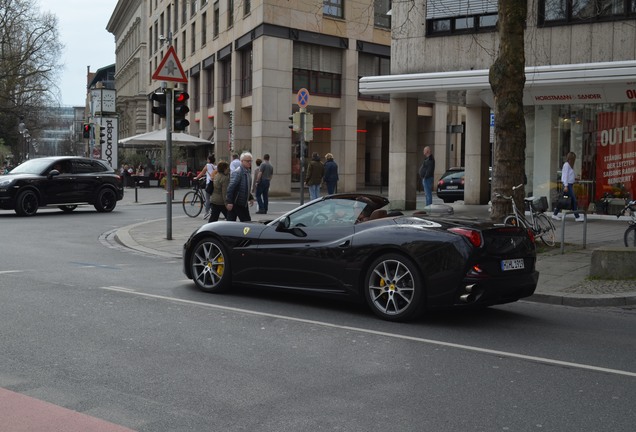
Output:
top-left (501, 258), bottom-right (525, 271)
top-left (446, 185), bottom-right (459, 189)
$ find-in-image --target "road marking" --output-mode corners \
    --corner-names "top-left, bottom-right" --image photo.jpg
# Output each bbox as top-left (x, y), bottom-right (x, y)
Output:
top-left (98, 286), bottom-right (636, 378)
top-left (0, 271), bottom-right (22, 274)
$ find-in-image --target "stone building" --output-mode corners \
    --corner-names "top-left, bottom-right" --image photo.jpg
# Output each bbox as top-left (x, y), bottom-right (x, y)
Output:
top-left (108, 0), bottom-right (393, 196)
top-left (360, 1), bottom-right (636, 211)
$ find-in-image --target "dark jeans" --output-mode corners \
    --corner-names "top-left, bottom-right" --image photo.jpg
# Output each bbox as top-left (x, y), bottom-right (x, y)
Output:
top-left (208, 203), bottom-right (228, 222)
top-left (227, 204), bottom-right (251, 222)
top-left (256, 179), bottom-right (270, 212)
top-left (325, 180), bottom-right (337, 195)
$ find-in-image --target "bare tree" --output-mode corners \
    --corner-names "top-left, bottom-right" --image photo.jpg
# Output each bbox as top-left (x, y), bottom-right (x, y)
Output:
top-left (0, 0), bottom-right (63, 158)
top-left (489, 0), bottom-right (528, 221)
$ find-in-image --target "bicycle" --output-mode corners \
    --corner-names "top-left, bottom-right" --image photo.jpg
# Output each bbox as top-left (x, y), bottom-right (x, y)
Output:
top-left (616, 199), bottom-right (636, 247)
top-left (495, 184), bottom-right (556, 246)
top-left (182, 178), bottom-right (206, 217)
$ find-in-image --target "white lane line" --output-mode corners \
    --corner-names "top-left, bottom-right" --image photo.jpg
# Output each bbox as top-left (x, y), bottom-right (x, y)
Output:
top-left (0, 271), bottom-right (23, 274)
top-left (98, 286), bottom-right (636, 378)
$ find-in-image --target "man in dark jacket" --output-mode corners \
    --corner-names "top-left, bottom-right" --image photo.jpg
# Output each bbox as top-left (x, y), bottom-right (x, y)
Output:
top-left (418, 146), bottom-right (435, 206)
top-left (226, 152), bottom-right (255, 221)
top-left (305, 152), bottom-right (324, 201)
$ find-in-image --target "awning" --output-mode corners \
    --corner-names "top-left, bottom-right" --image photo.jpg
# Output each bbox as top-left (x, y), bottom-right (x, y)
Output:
top-left (119, 129), bottom-right (213, 148)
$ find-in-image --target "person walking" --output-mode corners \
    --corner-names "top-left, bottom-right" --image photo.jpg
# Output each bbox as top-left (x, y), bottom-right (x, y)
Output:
top-left (419, 146), bottom-right (435, 207)
top-left (305, 152), bottom-right (324, 201)
top-left (194, 155), bottom-right (216, 219)
top-left (323, 153), bottom-right (339, 195)
top-left (229, 153), bottom-right (241, 172)
top-left (255, 153), bottom-right (274, 214)
top-left (208, 161), bottom-right (230, 222)
top-left (226, 152), bottom-right (255, 221)
top-left (552, 151), bottom-right (582, 221)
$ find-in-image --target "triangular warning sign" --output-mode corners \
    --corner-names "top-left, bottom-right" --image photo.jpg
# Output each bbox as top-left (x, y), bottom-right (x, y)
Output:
top-left (152, 46), bottom-right (188, 83)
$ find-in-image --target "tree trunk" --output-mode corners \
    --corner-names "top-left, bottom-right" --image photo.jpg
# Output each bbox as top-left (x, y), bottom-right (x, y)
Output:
top-left (489, 0), bottom-right (528, 222)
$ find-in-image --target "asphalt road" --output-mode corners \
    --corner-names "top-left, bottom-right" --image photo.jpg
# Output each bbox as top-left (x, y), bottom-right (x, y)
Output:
top-left (1, 204), bottom-right (635, 431)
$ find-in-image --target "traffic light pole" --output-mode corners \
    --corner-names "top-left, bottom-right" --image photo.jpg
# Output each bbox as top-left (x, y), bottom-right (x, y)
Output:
top-left (165, 85), bottom-right (174, 240)
top-left (299, 108), bottom-right (306, 205)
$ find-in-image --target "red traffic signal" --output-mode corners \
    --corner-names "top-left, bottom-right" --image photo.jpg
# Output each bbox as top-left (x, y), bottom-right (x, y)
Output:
top-left (174, 90), bottom-right (190, 131)
top-left (83, 123), bottom-right (91, 139)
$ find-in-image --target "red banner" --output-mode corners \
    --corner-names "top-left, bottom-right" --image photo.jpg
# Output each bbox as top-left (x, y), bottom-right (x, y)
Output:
top-left (595, 112), bottom-right (636, 200)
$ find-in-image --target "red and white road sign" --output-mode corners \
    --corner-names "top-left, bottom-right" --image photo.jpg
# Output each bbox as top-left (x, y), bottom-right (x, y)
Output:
top-left (152, 46), bottom-right (188, 83)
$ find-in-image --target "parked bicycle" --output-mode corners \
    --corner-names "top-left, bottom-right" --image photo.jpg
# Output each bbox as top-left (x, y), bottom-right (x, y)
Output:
top-left (182, 178), bottom-right (206, 217)
top-left (616, 199), bottom-right (636, 247)
top-left (495, 184), bottom-right (556, 246)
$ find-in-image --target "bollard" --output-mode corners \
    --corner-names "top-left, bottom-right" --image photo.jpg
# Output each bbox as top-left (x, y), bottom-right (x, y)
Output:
top-left (134, 186), bottom-right (138, 203)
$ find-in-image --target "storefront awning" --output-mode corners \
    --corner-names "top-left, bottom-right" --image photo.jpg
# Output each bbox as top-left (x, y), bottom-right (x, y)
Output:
top-left (359, 60), bottom-right (636, 107)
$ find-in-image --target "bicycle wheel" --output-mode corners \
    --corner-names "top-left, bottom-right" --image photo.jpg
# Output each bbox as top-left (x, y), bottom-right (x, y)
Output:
top-left (625, 225), bottom-right (636, 247)
top-left (536, 213), bottom-right (556, 247)
top-left (182, 191), bottom-right (204, 217)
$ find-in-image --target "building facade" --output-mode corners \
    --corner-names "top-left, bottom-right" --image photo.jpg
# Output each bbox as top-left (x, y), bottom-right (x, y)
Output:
top-left (360, 0), bottom-right (636, 211)
top-left (108, 0), bottom-right (394, 196)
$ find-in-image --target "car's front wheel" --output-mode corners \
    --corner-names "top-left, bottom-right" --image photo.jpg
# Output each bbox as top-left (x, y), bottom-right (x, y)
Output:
top-left (190, 237), bottom-right (231, 293)
top-left (15, 190), bottom-right (39, 216)
top-left (94, 188), bottom-right (117, 212)
top-left (364, 254), bottom-right (423, 322)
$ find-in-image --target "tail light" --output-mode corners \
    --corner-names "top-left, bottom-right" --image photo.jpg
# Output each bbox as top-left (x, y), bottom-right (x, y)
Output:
top-left (527, 228), bottom-right (535, 244)
top-left (449, 227), bottom-right (483, 248)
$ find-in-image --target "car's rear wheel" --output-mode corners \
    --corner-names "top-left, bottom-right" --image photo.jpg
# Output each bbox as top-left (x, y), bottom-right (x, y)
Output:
top-left (15, 190), bottom-right (39, 216)
top-left (364, 254), bottom-right (423, 322)
top-left (59, 205), bottom-right (77, 213)
top-left (190, 237), bottom-right (231, 293)
top-left (94, 188), bottom-right (117, 212)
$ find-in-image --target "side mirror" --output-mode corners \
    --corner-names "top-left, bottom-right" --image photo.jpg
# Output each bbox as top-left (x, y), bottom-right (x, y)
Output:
top-left (276, 216), bottom-right (307, 237)
top-left (48, 169), bottom-right (61, 179)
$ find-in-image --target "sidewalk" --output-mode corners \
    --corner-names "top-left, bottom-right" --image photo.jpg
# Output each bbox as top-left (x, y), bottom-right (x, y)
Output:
top-left (114, 185), bottom-right (636, 307)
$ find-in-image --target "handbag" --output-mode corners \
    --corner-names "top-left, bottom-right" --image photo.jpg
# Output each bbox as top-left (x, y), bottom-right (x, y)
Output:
top-left (557, 193), bottom-right (572, 210)
top-left (205, 180), bottom-right (214, 195)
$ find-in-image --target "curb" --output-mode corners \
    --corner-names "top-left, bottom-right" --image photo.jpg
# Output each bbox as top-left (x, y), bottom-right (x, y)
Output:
top-left (528, 292), bottom-right (636, 307)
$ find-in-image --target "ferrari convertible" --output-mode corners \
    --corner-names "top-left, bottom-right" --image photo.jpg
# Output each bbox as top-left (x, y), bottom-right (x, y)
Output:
top-left (183, 194), bottom-right (539, 322)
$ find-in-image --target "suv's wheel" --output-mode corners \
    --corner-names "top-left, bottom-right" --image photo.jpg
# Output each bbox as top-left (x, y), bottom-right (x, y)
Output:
top-left (59, 205), bottom-right (77, 213)
top-left (94, 188), bottom-right (117, 212)
top-left (15, 190), bottom-right (39, 216)
top-left (364, 254), bottom-right (424, 322)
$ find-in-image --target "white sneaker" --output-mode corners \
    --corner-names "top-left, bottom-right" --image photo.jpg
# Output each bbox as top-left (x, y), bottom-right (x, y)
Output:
top-left (203, 211), bottom-right (210, 219)
top-left (575, 216), bottom-right (584, 222)
top-left (551, 214), bottom-right (561, 221)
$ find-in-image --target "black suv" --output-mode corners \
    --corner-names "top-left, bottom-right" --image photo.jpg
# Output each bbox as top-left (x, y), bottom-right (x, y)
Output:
top-left (436, 167), bottom-right (465, 203)
top-left (0, 156), bottom-right (124, 216)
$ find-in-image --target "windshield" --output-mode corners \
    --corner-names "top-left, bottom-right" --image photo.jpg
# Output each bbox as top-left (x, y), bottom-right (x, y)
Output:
top-left (9, 159), bottom-right (54, 175)
top-left (285, 197), bottom-right (381, 227)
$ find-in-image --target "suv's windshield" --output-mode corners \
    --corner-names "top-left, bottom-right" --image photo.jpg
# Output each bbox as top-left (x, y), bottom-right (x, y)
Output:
top-left (9, 159), bottom-right (54, 175)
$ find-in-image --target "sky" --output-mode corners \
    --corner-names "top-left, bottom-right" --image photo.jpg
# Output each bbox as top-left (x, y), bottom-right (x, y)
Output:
top-left (42, 0), bottom-right (120, 107)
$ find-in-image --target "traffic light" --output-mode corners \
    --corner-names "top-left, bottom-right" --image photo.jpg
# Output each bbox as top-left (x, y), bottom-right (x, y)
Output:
top-left (304, 112), bottom-right (313, 141)
top-left (83, 123), bottom-right (91, 139)
top-left (288, 112), bottom-right (300, 132)
top-left (97, 125), bottom-right (106, 145)
top-left (150, 92), bottom-right (167, 118)
top-left (174, 90), bottom-right (190, 131)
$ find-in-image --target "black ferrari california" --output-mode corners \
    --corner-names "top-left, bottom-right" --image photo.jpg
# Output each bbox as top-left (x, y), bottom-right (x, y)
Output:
top-left (183, 194), bottom-right (539, 321)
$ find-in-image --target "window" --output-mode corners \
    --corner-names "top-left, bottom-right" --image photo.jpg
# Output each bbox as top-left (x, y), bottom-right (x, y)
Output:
top-left (245, 0), bottom-right (251, 15)
top-left (167, 6), bottom-right (172, 34)
top-left (191, 23), bottom-right (196, 54)
top-left (358, 53), bottom-right (390, 101)
top-left (540, 0), bottom-right (636, 24)
top-left (181, 0), bottom-right (187, 26)
top-left (191, 0), bottom-right (198, 17)
top-left (201, 12), bottom-right (207, 46)
top-left (228, 0), bottom-right (234, 27)
top-left (154, 21), bottom-right (159, 51)
top-left (206, 66), bottom-right (214, 107)
top-left (240, 46), bottom-right (253, 97)
top-left (292, 43), bottom-right (342, 97)
top-left (323, 0), bottom-right (344, 18)
top-left (182, 30), bottom-right (187, 59)
top-left (192, 75), bottom-right (200, 112)
top-left (221, 58), bottom-right (231, 102)
top-left (174, 0), bottom-right (179, 29)
top-left (426, 0), bottom-right (498, 36)
top-left (213, 1), bottom-right (219, 37)
top-left (374, 0), bottom-right (391, 28)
